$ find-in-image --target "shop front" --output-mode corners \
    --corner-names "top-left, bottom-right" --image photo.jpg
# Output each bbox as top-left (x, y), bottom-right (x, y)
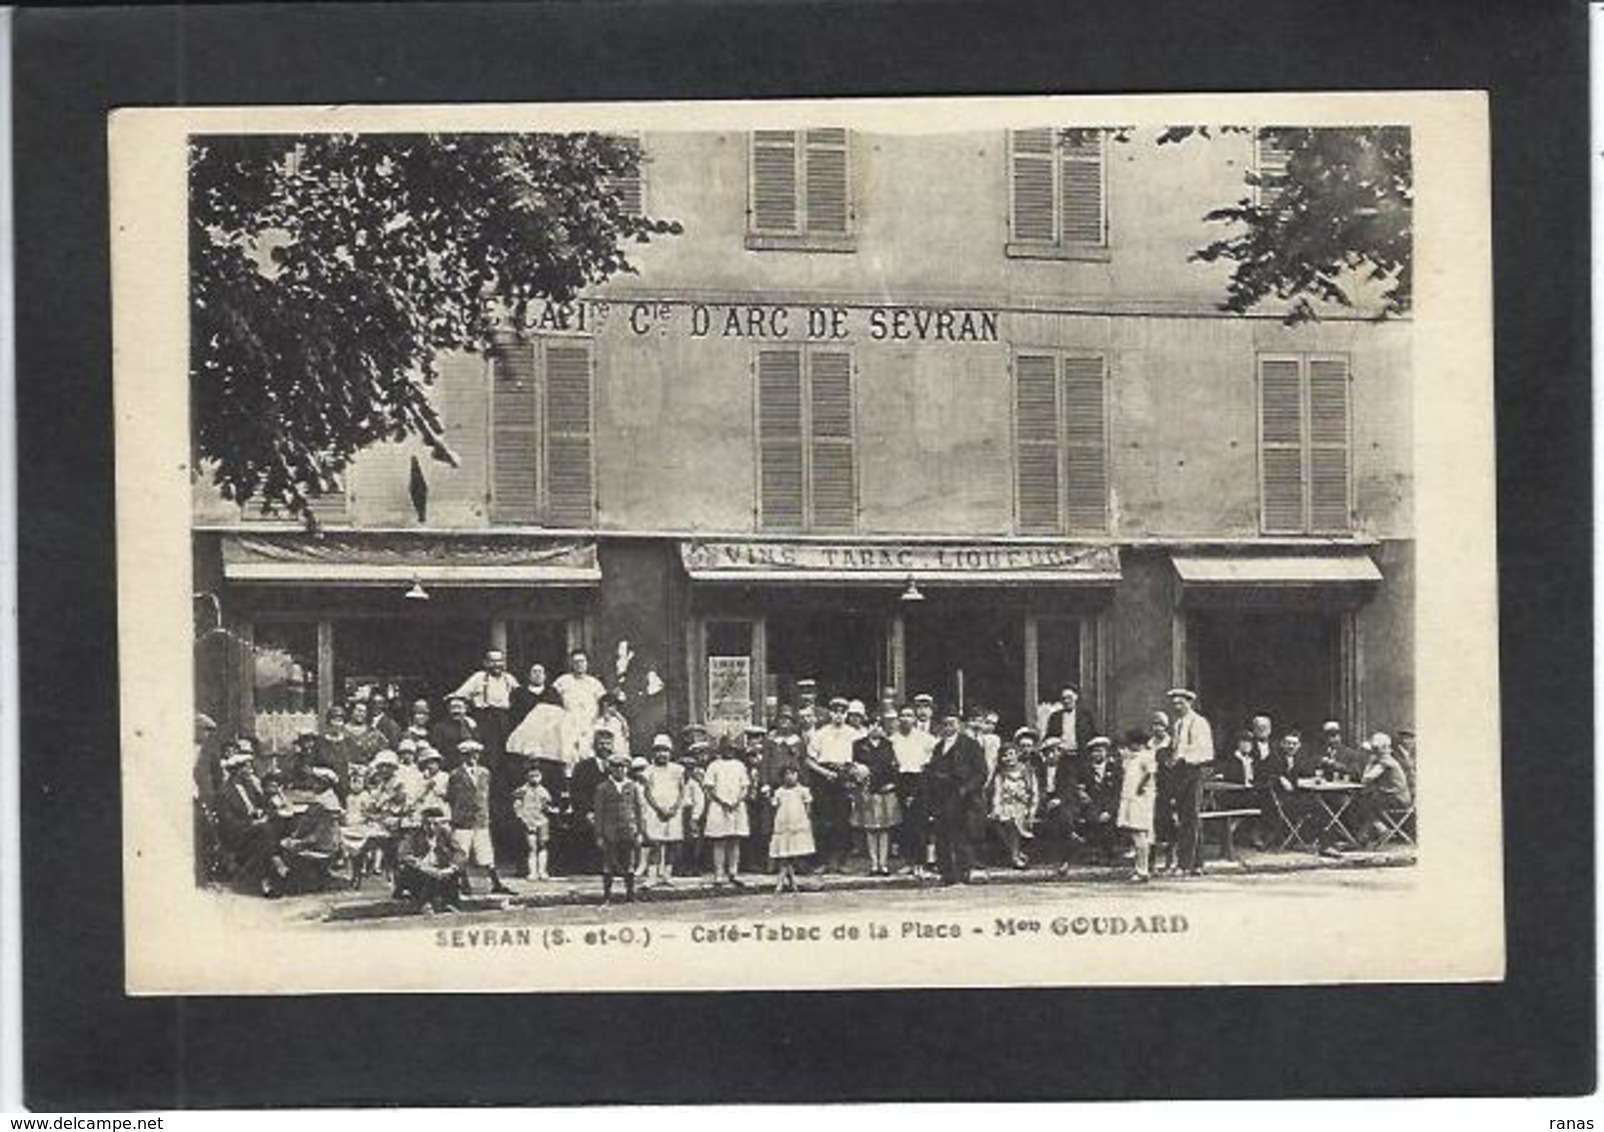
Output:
top-left (206, 532), bottom-right (600, 751)
top-left (1170, 549), bottom-right (1384, 741)
top-left (680, 538), bottom-right (1120, 736)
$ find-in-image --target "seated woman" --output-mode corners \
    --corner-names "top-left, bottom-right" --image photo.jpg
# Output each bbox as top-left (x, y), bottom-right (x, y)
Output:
top-left (989, 744), bottom-right (1039, 869)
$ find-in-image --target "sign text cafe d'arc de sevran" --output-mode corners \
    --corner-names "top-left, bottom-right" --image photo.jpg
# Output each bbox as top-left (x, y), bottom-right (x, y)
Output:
top-left (192, 125), bottom-right (1411, 759)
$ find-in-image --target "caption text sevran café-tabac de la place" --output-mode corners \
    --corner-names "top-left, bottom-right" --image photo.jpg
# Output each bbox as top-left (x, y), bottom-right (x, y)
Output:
top-left (432, 913), bottom-right (1191, 950)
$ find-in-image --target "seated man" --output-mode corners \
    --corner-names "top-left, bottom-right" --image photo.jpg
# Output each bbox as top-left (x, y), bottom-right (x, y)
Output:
top-left (1071, 737), bottom-right (1122, 863)
top-left (393, 805), bottom-right (467, 913)
top-left (215, 746), bottom-right (280, 894)
top-left (271, 766), bottom-right (344, 896)
top-left (1353, 732), bottom-right (1413, 845)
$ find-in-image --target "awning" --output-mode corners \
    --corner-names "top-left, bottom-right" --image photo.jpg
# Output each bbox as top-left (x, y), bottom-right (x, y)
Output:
top-left (1171, 550), bottom-right (1382, 587)
top-left (221, 533), bottom-right (600, 587)
top-left (680, 538), bottom-right (1120, 585)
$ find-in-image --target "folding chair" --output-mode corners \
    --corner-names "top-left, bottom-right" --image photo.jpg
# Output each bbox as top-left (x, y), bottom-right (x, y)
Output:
top-left (1269, 789), bottom-right (1318, 852)
top-left (1373, 805), bottom-right (1416, 849)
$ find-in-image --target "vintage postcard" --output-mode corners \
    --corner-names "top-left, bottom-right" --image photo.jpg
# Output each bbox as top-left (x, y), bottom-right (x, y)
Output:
top-left (111, 93), bottom-right (1499, 993)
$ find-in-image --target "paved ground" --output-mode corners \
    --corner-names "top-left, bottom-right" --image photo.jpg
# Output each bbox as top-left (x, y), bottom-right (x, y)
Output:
top-left (250, 846), bottom-right (1416, 931)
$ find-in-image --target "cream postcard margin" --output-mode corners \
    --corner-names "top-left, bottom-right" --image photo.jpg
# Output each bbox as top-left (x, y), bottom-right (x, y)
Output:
top-left (111, 93), bottom-right (1499, 994)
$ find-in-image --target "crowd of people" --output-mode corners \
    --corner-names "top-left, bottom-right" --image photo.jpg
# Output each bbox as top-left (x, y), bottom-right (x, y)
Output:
top-left (193, 648), bottom-right (1417, 912)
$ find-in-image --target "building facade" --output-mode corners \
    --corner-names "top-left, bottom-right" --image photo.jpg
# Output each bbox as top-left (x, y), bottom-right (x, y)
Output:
top-left (193, 125), bottom-right (1413, 751)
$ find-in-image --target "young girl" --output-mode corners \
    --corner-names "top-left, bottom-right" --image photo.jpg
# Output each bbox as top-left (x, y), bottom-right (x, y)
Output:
top-left (768, 763), bottom-right (815, 893)
top-left (989, 744), bottom-right (1039, 868)
top-left (640, 736), bottom-right (687, 886)
top-left (512, 764), bottom-right (555, 881)
top-left (1118, 727), bottom-right (1158, 882)
top-left (701, 739), bottom-right (752, 888)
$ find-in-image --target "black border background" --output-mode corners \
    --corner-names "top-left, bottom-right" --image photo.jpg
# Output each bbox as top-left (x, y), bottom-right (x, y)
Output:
top-left (13, 0), bottom-right (1594, 1109)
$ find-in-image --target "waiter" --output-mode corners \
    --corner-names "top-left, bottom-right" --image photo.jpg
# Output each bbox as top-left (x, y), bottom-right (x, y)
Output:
top-left (1167, 687), bottom-right (1215, 877)
top-left (451, 649), bottom-right (520, 870)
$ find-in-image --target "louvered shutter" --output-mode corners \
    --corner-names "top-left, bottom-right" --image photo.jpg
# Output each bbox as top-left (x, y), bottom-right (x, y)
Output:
top-left (1256, 129), bottom-right (1293, 210)
top-left (606, 133), bottom-right (644, 218)
top-left (1062, 355), bottom-right (1109, 531)
top-left (544, 343), bottom-right (594, 526)
top-left (751, 130), bottom-right (800, 235)
top-left (491, 338), bottom-right (540, 523)
top-left (757, 350), bottom-right (805, 529)
top-left (1260, 357), bottom-right (1306, 533)
top-left (1010, 129), bottom-right (1057, 245)
top-left (1015, 353), bottom-right (1062, 533)
top-left (1060, 130), bottom-right (1106, 246)
top-left (804, 129), bottom-right (850, 235)
top-left (431, 351), bottom-right (490, 521)
top-left (1307, 357), bottom-right (1351, 532)
top-left (808, 351), bottom-right (855, 530)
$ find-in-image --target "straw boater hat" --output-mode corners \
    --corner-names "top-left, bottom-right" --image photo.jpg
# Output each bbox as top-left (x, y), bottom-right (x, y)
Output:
top-left (1014, 726), bottom-right (1039, 741)
top-left (652, 733), bottom-right (674, 751)
top-left (912, 693), bottom-right (934, 706)
top-left (369, 750), bottom-right (400, 770)
top-left (1086, 735), bottom-right (1112, 751)
top-left (416, 746), bottom-right (442, 765)
top-left (846, 699), bottom-right (867, 717)
top-left (630, 757), bottom-right (649, 772)
top-left (456, 738), bottom-right (485, 754)
top-left (1165, 688), bottom-right (1198, 702)
top-left (828, 695), bottom-right (850, 710)
top-left (606, 751), bottom-right (630, 766)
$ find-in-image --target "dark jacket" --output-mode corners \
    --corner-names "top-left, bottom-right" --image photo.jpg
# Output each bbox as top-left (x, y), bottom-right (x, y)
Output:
top-left (852, 735), bottom-right (900, 792)
top-left (569, 756), bottom-right (609, 821)
top-left (924, 733), bottom-right (989, 813)
top-left (1043, 705), bottom-right (1099, 753)
top-left (593, 777), bottom-right (643, 843)
top-left (1073, 757), bottom-right (1122, 820)
top-left (429, 716), bottom-right (480, 769)
top-left (446, 763), bottom-right (491, 829)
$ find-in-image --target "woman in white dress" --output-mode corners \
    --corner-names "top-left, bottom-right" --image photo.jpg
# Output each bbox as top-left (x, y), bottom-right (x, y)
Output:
top-left (701, 740), bottom-right (752, 887)
top-left (553, 650), bottom-right (609, 767)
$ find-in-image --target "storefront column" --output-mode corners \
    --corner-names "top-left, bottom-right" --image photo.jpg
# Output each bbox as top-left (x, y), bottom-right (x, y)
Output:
top-left (1339, 609), bottom-right (1363, 736)
top-left (1171, 608), bottom-right (1191, 690)
top-left (316, 618), bottom-right (335, 721)
top-left (1022, 615), bottom-right (1040, 728)
top-left (885, 612), bottom-right (907, 704)
top-left (489, 618), bottom-right (508, 654)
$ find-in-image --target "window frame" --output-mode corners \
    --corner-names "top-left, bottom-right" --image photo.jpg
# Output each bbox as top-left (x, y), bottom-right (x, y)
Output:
top-left (753, 344), bottom-right (859, 533)
top-left (1256, 351), bottom-right (1354, 536)
top-left (1010, 347), bottom-right (1112, 536)
top-left (1005, 128), bottom-right (1112, 263)
top-left (488, 334), bottom-right (597, 528)
top-left (745, 128), bottom-right (857, 253)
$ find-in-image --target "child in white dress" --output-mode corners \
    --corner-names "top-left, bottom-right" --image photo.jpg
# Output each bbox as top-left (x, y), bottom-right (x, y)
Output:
top-left (768, 763), bottom-right (815, 893)
top-left (1117, 727), bottom-right (1158, 882)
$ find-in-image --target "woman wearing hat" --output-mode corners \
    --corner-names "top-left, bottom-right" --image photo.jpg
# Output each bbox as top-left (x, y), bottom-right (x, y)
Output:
top-left (850, 712), bottom-right (903, 876)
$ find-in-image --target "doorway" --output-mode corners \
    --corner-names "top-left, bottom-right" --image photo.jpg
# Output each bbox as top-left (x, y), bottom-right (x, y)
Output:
top-left (904, 593), bottom-right (1025, 728)
top-left (1190, 609), bottom-right (1340, 743)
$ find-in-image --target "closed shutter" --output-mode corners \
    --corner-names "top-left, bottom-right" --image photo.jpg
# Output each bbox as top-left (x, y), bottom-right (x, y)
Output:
top-left (1060, 130), bottom-right (1106, 246)
top-left (751, 130), bottom-right (800, 234)
top-left (1256, 129), bottom-right (1293, 210)
top-left (757, 349), bottom-right (805, 529)
top-left (1307, 357), bottom-right (1352, 532)
top-left (607, 133), bottom-right (644, 217)
top-left (804, 129), bottom-right (850, 235)
top-left (1010, 129), bottom-right (1057, 244)
top-left (808, 350), bottom-right (855, 530)
top-left (1061, 354), bottom-right (1109, 531)
top-left (491, 337), bottom-right (540, 523)
top-left (1014, 353), bottom-right (1062, 533)
top-left (431, 351), bottom-right (490, 521)
top-left (544, 342), bottom-right (594, 526)
top-left (1259, 356), bottom-right (1306, 533)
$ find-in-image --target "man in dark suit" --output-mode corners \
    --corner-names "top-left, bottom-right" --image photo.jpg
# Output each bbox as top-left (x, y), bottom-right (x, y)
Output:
top-left (923, 707), bottom-right (990, 885)
top-left (1317, 721), bottom-right (1365, 780)
top-left (593, 752), bottom-right (644, 904)
top-left (1043, 685), bottom-right (1098, 763)
top-left (429, 696), bottom-right (479, 771)
top-left (1071, 737), bottom-right (1123, 862)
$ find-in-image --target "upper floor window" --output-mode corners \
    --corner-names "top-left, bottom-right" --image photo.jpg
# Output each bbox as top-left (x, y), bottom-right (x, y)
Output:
top-left (604, 132), bottom-right (646, 218)
top-left (1013, 350), bottom-right (1110, 534)
top-left (756, 346), bottom-right (856, 531)
top-left (1254, 128), bottom-right (1294, 210)
top-left (1259, 353), bottom-right (1352, 535)
top-left (1007, 128), bottom-right (1109, 261)
top-left (747, 129), bottom-right (855, 252)
top-left (489, 334), bottom-right (595, 527)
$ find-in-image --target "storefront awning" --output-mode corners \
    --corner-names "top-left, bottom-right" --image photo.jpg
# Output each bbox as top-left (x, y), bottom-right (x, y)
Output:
top-left (221, 533), bottom-right (601, 587)
top-left (679, 539), bottom-right (1120, 585)
top-left (1171, 550), bottom-right (1382, 587)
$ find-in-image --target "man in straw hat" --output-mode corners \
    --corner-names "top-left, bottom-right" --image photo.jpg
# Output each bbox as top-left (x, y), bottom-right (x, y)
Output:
top-left (1166, 688), bottom-right (1215, 876)
top-left (446, 739), bottom-right (513, 895)
top-left (594, 751), bottom-right (644, 904)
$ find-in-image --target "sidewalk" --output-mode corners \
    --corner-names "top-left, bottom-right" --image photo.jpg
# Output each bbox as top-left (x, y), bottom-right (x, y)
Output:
top-left (315, 845), bottom-right (1417, 923)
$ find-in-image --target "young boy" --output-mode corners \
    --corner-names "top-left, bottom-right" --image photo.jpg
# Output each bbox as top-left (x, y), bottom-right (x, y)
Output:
top-left (513, 763), bottom-right (556, 881)
top-left (446, 739), bottom-right (513, 896)
top-left (593, 751), bottom-right (644, 904)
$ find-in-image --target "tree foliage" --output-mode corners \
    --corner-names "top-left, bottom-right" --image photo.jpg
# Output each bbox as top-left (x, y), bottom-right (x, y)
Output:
top-left (1154, 125), bottom-right (1412, 323)
top-left (190, 132), bottom-right (680, 518)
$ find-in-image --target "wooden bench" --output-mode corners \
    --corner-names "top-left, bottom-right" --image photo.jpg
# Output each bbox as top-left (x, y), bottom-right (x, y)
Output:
top-left (1200, 807), bottom-right (1261, 861)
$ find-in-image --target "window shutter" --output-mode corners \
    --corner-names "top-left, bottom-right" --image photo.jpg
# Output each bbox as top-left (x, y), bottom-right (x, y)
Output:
top-left (1259, 357), bottom-right (1306, 533)
top-left (606, 133), bottom-right (644, 218)
top-left (1061, 354), bottom-right (1109, 531)
top-left (1307, 357), bottom-right (1351, 532)
top-left (751, 130), bottom-right (800, 234)
top-left (808, 350), bottom-right (855, 530)
top-left (803, 128), bottom-right (850, 235)
top-left (431, 351), bottom-right (490, 520)
top-left (1060, 130), bottom-right (1106, 246)
top-left (1014, 353), bottom-right (1062, 533)
top-left (757, 349), bottom-right (805, 529)
top-left (544, 342), bottom-right (594, 526)
top-left (1256, 129), bottom-right (1293, 210)
top-left (1010, 129), bottom-right (1057, 244)
top-left (491, 338), bottom-right (540, 523)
